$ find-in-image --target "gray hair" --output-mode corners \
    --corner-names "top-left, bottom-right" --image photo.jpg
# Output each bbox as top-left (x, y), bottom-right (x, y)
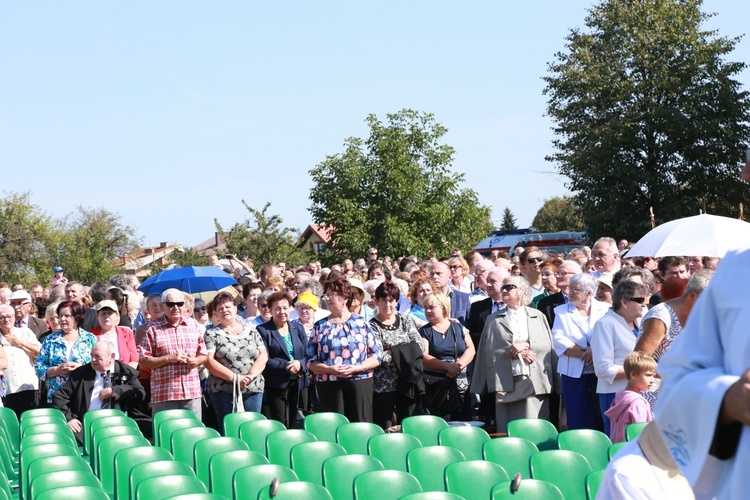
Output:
top-left (503, 276), bottom-right (532, 306)
top-left (613, 265), bottom-right (656, 294)
top-left (569, 273), bottom-right (597, 296)
top-left (45, 301), bottom-right (62, 321)
top-left (295, 271), bottom-right (312, 281)
top-left (612, 280), bottom-right (648, 311)
top-left (683, 269), bottom-right (713, 297)
top-left (0, 304), bottom-right (13, 317)
top-left (161, 288), bottom-right (183, 302)
top-left (94, 339), bottom-right (116, 355)
top-left (258, 289), bottom-right (275, 304)
top-left (299, 278), bottom-right (324, 298)
top-left (594, 237), bottom-right (618, 255)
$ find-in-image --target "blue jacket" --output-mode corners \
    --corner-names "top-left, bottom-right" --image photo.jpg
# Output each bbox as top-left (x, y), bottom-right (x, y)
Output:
top-left (257, 320), bottom-right (309, 390)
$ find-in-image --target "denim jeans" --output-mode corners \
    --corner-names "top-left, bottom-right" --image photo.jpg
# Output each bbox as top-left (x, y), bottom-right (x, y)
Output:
top-left (209, 391), bottom-right (263, 433)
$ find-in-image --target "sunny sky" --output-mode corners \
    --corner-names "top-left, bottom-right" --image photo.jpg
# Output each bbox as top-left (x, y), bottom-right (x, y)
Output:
top-left (2, 1), bottom-right (749, 251)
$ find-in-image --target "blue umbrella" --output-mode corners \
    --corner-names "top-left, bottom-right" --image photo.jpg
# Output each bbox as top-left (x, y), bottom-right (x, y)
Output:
top-left (138, 266), bottom-right (238, 295)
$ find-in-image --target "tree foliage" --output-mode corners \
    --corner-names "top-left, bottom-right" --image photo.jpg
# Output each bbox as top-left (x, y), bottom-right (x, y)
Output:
top-left (215, 201), bottom-right (305, 266)
top-left (532, 196), bottom-right (586, 232)
top-left (0, 192), bottom-right (55, 285)
top-left (168, 247), bottom-right (207, 269)
top-left (500, 207), bottom-right (519, 231)
top-left (309, 109), bottom-right (493, 259)
top-left (544, 0), bottom-right (750, 240)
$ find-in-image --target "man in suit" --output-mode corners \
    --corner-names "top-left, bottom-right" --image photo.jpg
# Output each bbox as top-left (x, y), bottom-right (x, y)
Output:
top-left (52, 340), bottom-right (148, 444)
top-left (431, 261), bottom-right (470, 325)
top-left (536, 260), bottom-right (582, 329)
top-left (9, 291), bottom-right (46, 338)
top-left (467, 267), bottom-right (511, 348)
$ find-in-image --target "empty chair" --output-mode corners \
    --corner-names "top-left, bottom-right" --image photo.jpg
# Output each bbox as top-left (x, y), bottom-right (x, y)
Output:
top-left (134, 475), bottom-right (207, 500)
top-left (238, 419), bottom-right (285, 455)
top-left (0, 468), bottom-right (13, 500)
top-left (608, 442), bottom-right (627, 460)
top-left (625, 422), bottom-right (648, 442)
top-left (399, 494), bottom-right (464, 500)
top-left (153, 409), bottom-right (200, 447)
top-left (491, 479), bottom-right (564, 500)
top-left (222, 411), bottom-right (266, 438)
top-left (20, 422), bottom-right (71, 440)
top-left (85, 414), bottom-right (135, 455)
top-left (353, 470), bottom-right (422, 500)
top-left (130, 461), bottom-right (196, 500)
top-left (29, 470), bottom-right (101, 500)
top-left (290, 441), bottom-right (346, 484)
top-left (20, 432), bottom-right (77, 452)
top-left (34, 486), bottom-right (109, 500)
top-left (159, 418), bottom-right (203, 450)
top-left (193, 437), bottom-right (248, 485)
top-left (557, 429), bottom-right (612, 471)
top-left (266, 429), bottom-right (317, 467)
top-left (90, 424), bottom-right (142, 473)
top-left (407, 446), bottom-right (466, 492)
top-left (530, 450), bottom-right (592, 500)
top-left (97, 434), bottom-right (151, 496)
top-left (257, 481), bottom-right (333, 500)
top-left (322, 454), bottom-right (384, 500)
top-left (25, 455), bottom-right (91, 500)
top-left (170, 427), bottom-right (221, 468)
top-left (483, 437), bottom-right (539, 479)
top-left (367, 433), bottom-right (421, 472)
top-left (586, 470), bottom-right (605, 500)
top-left (507, 419), bottom-right (558, 451)
top-left (336, 422), bottom-right (383, 455)
top-left (444, 460), bottom-right (509, 499)
top-left (232, 464), bottom-right (298, 500)
top-left (438, 426), bottom-right (491, 461)
top-left (20, 443), bottom-right (79, 498)
top-left (304, 412), bottom-right (349, 443)
top-left (113, 446), bottom-right (174, 500)
top-left (162, 495), bottom-right (227, 500)
top-left (82, 408), bottom-right (126, 455)
top-left (0, 407), bottom-right (20, 451)
top-left (207, 450), bottom-right (268, 499)
top-left (401, 415), bottom-right (448, 447)
top-left (19, 408), bottom-right (65, 421)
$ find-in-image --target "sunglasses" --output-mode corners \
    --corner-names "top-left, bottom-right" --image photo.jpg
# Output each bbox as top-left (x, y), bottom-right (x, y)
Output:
top-left (501, 284), bottom-right (518, 292)
top-left (526, 257), bottom-right (544, 264)
top-left (449, 265), bottom-right (462, 270)
top-left (164, 301), bottom-right (185, 308)
top-left (259, 303), bottom-right (270, 309)
top-left (628, 297), bottom-right (646, 304)
top-left (194, 306), bottom-right (207, 312)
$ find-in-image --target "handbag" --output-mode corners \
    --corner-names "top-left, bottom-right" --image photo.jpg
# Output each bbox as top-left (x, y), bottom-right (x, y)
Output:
top-left (424, 324), bottom-right (464, 416)
top-left (232, 374), bottom-right (245, 413)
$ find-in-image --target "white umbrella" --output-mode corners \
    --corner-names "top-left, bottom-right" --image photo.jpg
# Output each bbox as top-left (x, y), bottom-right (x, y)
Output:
top-left (626, 214), bottom-right (750, 258)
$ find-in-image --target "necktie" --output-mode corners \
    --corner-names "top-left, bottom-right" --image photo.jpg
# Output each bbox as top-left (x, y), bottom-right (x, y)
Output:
top-left (14, 320), bottom-right (20, 328)
top-left (493, 301), bottom-right (502, 312)
top-left (101, 371), bottom-right (112, 409)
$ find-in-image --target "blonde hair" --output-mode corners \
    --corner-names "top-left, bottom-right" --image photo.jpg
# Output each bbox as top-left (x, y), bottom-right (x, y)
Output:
top-left (422, 292), bottom-right (451, 319)
top-left (623, 351), bottom-right (657, 380)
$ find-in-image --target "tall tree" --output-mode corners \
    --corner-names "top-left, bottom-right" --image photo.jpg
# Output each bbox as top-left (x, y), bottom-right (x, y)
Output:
top-left (500, 207), bottom-right (519, 231)
top-left (0, 192), bottom-right (55, 285)
top-left (532, 196), bottom-right (586, 232)
top-left (309, 109), bottom-right (492, 259)
top-left (168, 246), bottom-right (207, 269)
top-left (544, 0), bottom-right (750, 240)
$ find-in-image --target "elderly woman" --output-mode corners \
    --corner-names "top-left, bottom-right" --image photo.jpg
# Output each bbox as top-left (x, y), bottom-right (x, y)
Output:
top-left (193, 298), bottom-right (212, 330)
top-left (348, 278), bottom-right (374, 321)
top-left (551, 273), bottom-right (610, 431)
top-left (406, 277), bottom-right (435, 328)
top-left (307, 277), bottom-right (381, 422)
top-left (293, 291), bottom-right (319, 336)
top-left (257, 291), bottom-right (308, 428)
top-left (90, 300), bottom-right (139, 368)
top-left (448, 257), bottom-right (472, 293)
top-left (369, 282), bottom-right (425, 429)
top-left (35, 300), bottom-right (97, 403)
top-left (205, 292), bottom-right (268, 426)
top-left (470, 276), bottom-right (555, 433)
top-left (590, 280), bottom-right (648, 435)
top-left (634, 269), bottom-right (713, 411)
top-left (41, 300), bottom-right (62, 340)
top-left (106, 287), bottom-right (133, 328)
top-left (419, 292), bottom-right (475, 420)
top-left (247, 290), bottom-right (274, 327)
top-left (0, 304), bottom-right (40, 416)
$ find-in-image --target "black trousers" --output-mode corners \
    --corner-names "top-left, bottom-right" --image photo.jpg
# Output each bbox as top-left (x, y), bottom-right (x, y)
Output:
top-left (317, 378), bottom-right (374, 423)
top-left (373, 391), bottom-right (417, 430)
top-left (3, 389), bottom-right (38, 419)
top-left (265, 379), bottom-right (301, 429)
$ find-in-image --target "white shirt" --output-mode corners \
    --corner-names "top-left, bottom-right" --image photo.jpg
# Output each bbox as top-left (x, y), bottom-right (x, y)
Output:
top-left (506, 307), bottom-right (530, 377)
top-left (0, 327), bottom-right (41, 393)
top-left (88, 370), bottom-right (109, 411)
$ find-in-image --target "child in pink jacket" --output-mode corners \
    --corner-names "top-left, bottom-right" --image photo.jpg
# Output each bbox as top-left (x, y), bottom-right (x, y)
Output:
top-left (604, 351), bottom-right (656, 443)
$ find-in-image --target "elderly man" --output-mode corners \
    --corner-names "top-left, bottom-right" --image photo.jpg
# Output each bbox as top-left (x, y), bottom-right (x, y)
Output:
top-left (29, 285), bottom-right (44, 301)
top-left (139, 288), bottom-right (208, 418)
top-left (0, 288), bottom-right (10, 305)
top-left (536, 260), bottom-right (583, 328)
top-left (467, 267), bottom-right (510, 348)
top-left (591, 237), bottom-right (621, 277)
top-left (430, 261), bottom-right (470, 325)
top-left (520, 247), bottom-right (546, 299)
top-left (469, 260), bottom-right (495, 302)
top-left (52, 340), bottom-right (147, 443)
top-left (9, 291), bottom-right (46, 338)
top-left (64, 281), bottom-right (85, 303)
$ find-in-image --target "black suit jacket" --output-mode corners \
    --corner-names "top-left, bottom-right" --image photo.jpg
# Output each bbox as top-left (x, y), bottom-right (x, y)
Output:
top-left (536, 292), bottom-right (566, 329)
top-left (257, 320), bottom-right (309, 390)
top-left (466, 297), bottom-right (493, 348)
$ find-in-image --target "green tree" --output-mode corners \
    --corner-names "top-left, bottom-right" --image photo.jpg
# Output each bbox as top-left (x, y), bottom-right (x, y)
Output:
top-left (543, 0), bottom-right (750, 240)
top-left (168, 246), bottom-right (208, 269)
top-left (215, 201), bottom-right (305, 266)
top-left (500, 207), bottom-right (518, 231)
top-left (532, 196), bottom-right (586, 232)
top-left (309, 109), bottom-right (493, 259)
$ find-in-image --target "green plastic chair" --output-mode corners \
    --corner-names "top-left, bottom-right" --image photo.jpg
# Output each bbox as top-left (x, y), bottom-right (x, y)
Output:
top-left (170, 427), bottom-right (220, 468)
top-left (153, 410), bottom-right (200, 447)
top-left (303, 412), bottom-right (349, 443)
top-left (483, 437), bottom-right (539, 479)
top-left (401, 415), bottom-right (448, 447)
top-left (97, 434), bottom-right (151, 496)
top-left (238, 419), bottom-right (285, 455)
top-left (20, 443), bottom-right (79, 498)
top-left (507, 419), bottom-right (558, 451)
top-left (399, 494), bottom-right (465, 500)
top-left (193, 437), bottom-right (248, 485)
top-left (266, 429), bottom-right (317, 467)
top-left (608, 442), bottom-right (627, 460)
top-left (625, 422), bottom-right (648, 441)
top-left (557, 429), bottom-right (612, 471)
top-left (444, 460), bottom-right (509, 499)
top-left (29, 470), bottom-right (101, 500)
top-left (20, 415), bottom-right (67, 432)
top-left (20, 432), bottom-right (77, 452)
top-left (335, 422), bottom-right (383, 455)
top-left (207, 450), bottom-right (268, 499)
top-left (0, 408), bottom-right (20, 452)
top-left (19, 408), bottom-right (65, 421)
top-left (130, 460), bottom-right (196, 500)
top-left (0, 467), bottom-right (15, 500)
top-left (438, 426), bottom-right (491, 461)
top-left (353, 470), bottom-right (422, 500)
top-left (0, 432), bottom-right (20, 486)
top-left (367, 433), bottom-right (422, 471)
top-left (113, 446), bottom-right (173, 500)
top-left (257, 481), bottom-right (333, 500)
top-left (82, 409), bottom-right (126, 455)
top-left (232, 464), bottom-right (298, 500)
top-left (491, 479), bottom-right (564, 499)
top-left (222, 412), bottom-right (266, 438)
top-left (290, 441), bottom-right (346, 484)
top-left (530, 450), bottom-right (592, 500)
top-left (585, 469), bottom-right (605, 500)
top-left (406, 446), bottom-right (466, 492)
top-left (162, 495), bottom-right (228, 500)
top-left (25, 455), bottom-right (91, 500)
top-left (159, 418), bottom-right (203, 450)
top-left (134, 475), bottom-right (207, 500)
top-left (34, 486), bottom-right (109, 500)
top-left (90, 423), bottom-right (142, 473)
top-left (322, 454), bottom-right (384, 500)
top-left (20, 422), bottom-right (71, 440)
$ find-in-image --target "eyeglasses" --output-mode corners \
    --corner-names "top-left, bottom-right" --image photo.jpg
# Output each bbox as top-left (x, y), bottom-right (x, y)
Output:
top-left (449, 265), bottom-right (462, 270)
top-left (259, 303), bottom-right (270, 309)
top-left (0, 315), bottom-right (13, 321)
top-left (526, 257), bottom-right (544, 264)
top-left (555, 270), bottom-right (576, 276)
top-left (628, 297), bottom-right (646, 304)
top-left (501, 284), bottom-right (518, 292)
top-left (194, 306), bottom-right (207, 312)
top-left (164, 301), bottom-right (184, 308)
top-left (10, 302), bottom-right (30, 308)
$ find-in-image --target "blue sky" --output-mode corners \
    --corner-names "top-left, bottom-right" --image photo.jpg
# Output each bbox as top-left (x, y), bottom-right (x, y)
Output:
top-left (2, 1), bottom-right (748, 249)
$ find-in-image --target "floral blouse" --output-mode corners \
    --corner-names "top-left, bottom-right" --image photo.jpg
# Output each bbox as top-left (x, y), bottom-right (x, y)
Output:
top-left (369, 314), bottom-right (425, 393)
top-left (306, 314), bottom-right (381, 382)
top-left (204, 323), bottom-right (266, 395)
top-left (35, 328), bottom-right (97, 402)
